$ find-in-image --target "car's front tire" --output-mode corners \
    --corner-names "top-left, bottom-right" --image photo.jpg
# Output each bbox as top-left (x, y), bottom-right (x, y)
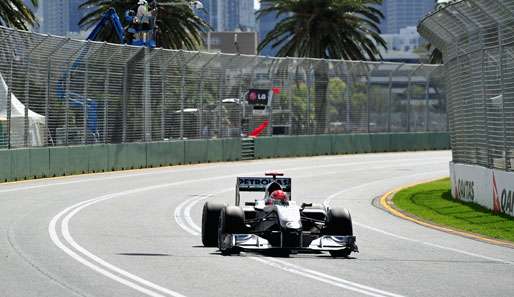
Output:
top-left (324, 207), bottom-right (354, 258)
top-left (201, 202), bottom-right (225, 247)
top-left (218, 206), bottom-right (245, 255)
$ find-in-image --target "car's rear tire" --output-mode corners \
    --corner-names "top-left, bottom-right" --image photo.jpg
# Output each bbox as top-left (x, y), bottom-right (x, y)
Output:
top-left (201, 202), bottom-right (225, 247)
top-left (218, 206), bottom-right (245, 255)
top-left (324, 207), bottom-right (353, 258)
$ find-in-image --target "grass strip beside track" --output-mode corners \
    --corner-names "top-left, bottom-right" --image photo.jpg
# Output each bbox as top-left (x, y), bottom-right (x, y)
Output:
top-left (392, 178), bottom-right (514, 243)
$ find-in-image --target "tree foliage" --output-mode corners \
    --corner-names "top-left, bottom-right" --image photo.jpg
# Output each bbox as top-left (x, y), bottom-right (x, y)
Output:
top-left (257, 0), bottom-right (385, 133)
top-left (0, 0), bottom-right (38, 30)
top-left (79, 0), bottom-right (209, 50)
top-left (257, 0), bottom-right (386, 61)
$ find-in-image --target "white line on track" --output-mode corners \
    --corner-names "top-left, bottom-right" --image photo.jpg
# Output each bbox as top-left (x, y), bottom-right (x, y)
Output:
top-left (322, 172), bottom-right (514, 265)
top-left (251, 257), bottom-right (404, 297)
top-left (46, 157), bottom-right (455, 297)
top-left (175, 169), bottom-right (513, 296)
top-left (174, 195), bottom-right (207, 236)
top-left (2, 156), bottom-right (450, 194)
top-left (353, 222), bottom-right (514, 265)
top-left (50, 194), bottom-right (187, 297)
top-left (177, 190), bottom-right (405, 297)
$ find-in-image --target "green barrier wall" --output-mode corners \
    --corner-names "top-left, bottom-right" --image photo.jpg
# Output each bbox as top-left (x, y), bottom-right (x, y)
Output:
top-left (0, 133), bottom-right (449, 183)
top-left (223, 138), bottom-right (241, 161)
top-left (254, 132), bottom-right (450, 159)
top-left (0, 122), bottom-right (5, 149)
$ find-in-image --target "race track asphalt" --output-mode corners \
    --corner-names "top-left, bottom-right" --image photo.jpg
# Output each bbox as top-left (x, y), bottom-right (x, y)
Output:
top-left (1, 151), bottom-right (513, 297)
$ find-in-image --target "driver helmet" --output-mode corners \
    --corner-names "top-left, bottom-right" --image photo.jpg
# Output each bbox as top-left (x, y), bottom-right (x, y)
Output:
top-left (138, 0), bottom-right (148, 5)
top-left (270, 190), bottom-right (288, 205)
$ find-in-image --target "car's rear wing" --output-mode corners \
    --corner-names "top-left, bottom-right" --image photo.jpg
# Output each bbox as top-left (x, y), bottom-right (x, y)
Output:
top-left (236, 176), bottom-right (291, 206)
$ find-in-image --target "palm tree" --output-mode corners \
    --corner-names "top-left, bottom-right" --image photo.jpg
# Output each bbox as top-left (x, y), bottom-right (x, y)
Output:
top-left (257, 0), bottom-right (386, 133)
top-left (0, 0), bottom-right (39, 30)
top-left (79, 0), bottom-right (209, 50)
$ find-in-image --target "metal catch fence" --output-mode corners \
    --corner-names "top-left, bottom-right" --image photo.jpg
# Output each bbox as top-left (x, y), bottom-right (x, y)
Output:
top-left (419, 0), bottom-right (514, 171)
top-left (0, 25), bottom-right (447, 149)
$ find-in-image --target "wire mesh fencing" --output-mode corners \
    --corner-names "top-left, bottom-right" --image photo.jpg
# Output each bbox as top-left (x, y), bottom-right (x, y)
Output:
top-left (419, 0), bottom-right (514, 171)
top-left (0, 25), bottom-right (447, 149)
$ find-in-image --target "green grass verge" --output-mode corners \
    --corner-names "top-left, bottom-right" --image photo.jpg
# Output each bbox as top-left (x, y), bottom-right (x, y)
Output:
top-left (393, 178), bottom-right (514, 243)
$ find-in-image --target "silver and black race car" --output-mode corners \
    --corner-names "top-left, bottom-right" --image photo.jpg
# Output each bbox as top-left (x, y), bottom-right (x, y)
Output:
top-left (201, 173), bottom-right (358, 257)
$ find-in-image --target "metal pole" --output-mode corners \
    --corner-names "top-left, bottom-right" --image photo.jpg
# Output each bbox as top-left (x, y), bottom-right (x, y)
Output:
top-left (366, 63), bottom-right (377, 133)
top-left (388, 63), bottom-right (404, 132)
top-left (479, 46), bottom-right (490, 167)
top-left (122, 46), bottom-right (144, 143)
top-left (197, 53), bottom-right (218, 138)
top-left (143, 47), bottom-right (159, 142)
top-left (79, 42), bottom-right (107, 145)
top-left (287, 58), bottom-right (293, 135)
top-left (218, 55), bottom-right (237, 138)
top-left (102, 46), bottom-right (121, 144)
top-left (498, 23), bottom-right (508, 170)
top-left (1, 29), bottom-right (15, 148)
top-left (23, 36), bottom-right (48, 147)
top-left (179, 52), bottom-right (200, 140)
top-left (82, 42), bottom-right (91, 144)
top-left (62, 43), bottom-right (89, 146)
top-left (345, 62), bottom-right (352, 132)
top-left (45, 38), bottom-right (69, 146)
top-left (425, 69), bottom-right (433, 132)
top-left (267, 57), bottom-right (274, 136)
top-left (160, 51), bottom-right (180, 140)
top-left (407, 64), bottom-right (423, 132)
top-left (387, 67), bottom-right (393, 133)
top-left (7, 53), bottom-right (14, 149)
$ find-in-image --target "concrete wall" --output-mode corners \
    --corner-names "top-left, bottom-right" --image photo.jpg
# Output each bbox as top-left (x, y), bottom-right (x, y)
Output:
top-left (254, 132), bottom-right (450, 159)
top-left (450, 162), bottom-right (514, 217)
top-left (0, 132), bottom-right (449, 183)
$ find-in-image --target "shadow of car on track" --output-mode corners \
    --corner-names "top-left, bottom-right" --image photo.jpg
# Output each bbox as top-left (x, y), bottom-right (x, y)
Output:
top-left (117, 253), bottom-right (173, 257)
top-left (203, 248), bottom-right (357, 259)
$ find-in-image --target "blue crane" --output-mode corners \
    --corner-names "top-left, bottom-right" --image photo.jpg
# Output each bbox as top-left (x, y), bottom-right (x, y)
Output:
top-left (55, 1), bottom-right (203, 143)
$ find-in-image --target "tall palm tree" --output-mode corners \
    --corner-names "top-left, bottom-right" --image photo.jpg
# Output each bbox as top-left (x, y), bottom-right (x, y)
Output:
top-left (0, 0), bottom-right (39, 30)
top-left (257, 0), bottom-right (386, 133)
top-left (79, 0), bottom-right (209, 49)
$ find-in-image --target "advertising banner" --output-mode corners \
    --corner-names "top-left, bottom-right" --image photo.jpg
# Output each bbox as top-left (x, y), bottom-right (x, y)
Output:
top-left (450, 162), bottom-right (514, 217)
top-left (247, 89), bottom-right (271, 106)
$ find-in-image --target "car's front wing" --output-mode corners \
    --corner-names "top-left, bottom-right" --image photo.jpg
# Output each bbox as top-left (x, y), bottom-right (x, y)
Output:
top-left (230, 233), bottom-right (358, 252)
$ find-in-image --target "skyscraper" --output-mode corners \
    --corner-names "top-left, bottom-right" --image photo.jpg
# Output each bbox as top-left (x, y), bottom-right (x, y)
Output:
top-left (258, 2), bottom-right (287, 56)
top-left (225, 0), bottom-right (255, 31)
top-left (200, 0), bottom-right (255, 32)
top-left (41, 0), bottom-right (85, 36)
top-left (379, 0), bottom-right (434, 34)
top-left (199, 0), bottom-right (222, 31)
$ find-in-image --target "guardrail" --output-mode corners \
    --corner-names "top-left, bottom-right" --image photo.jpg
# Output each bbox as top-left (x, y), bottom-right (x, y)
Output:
top-left (0, 132), bottom-right (449, 183)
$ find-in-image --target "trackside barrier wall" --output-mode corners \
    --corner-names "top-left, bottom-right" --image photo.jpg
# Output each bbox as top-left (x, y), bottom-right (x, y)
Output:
top-left (450, 163), bottom-right (514, 217)
top-left (254, 133), bottom-right (449, 159)
top-left (0, 133), bottom-right (449, 183)
top-left (419, 1), bottom-right (514, 217)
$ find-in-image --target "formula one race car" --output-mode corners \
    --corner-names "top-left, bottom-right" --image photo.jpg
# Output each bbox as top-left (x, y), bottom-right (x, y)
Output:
top-left (201, 173), bottom-right (358, 257)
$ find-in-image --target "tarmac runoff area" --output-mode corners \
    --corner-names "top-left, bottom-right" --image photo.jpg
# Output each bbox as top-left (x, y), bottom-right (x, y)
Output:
top-left (1, 150), bottom-right (514, 297)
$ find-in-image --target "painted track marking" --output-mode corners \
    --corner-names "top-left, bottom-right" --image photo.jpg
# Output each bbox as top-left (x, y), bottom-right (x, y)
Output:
top-left (322, 172), bottom-right (514, 265)
top-left (176, 169), bottom-right (512, 297)
top-left (47, 158), bottom-right (450, 297)
top-left (3, 156), bottom-right (450, 194)
top-left (177, 191), bottom-right (406, 297)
